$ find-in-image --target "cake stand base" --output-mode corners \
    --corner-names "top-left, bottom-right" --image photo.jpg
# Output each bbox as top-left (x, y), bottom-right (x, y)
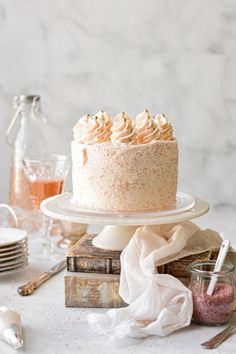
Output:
top-left (92, 225), bottom-right (138, 251)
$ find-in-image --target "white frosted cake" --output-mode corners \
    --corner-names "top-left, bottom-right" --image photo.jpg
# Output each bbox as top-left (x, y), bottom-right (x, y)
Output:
top-left (71, 110), bottom-right (178, 211)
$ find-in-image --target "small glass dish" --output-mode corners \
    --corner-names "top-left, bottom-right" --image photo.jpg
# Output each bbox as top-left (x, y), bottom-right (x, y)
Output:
top-left (188, 261), bottom-right (235, 326)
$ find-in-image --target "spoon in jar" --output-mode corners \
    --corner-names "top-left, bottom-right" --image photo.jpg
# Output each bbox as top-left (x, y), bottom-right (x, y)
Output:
top-left (206, 239), bottom-right (230, 296)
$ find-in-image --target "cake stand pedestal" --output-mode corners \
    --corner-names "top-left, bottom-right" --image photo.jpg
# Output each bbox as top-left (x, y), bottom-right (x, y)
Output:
top-left (41, 192), bottom-right (209, 251)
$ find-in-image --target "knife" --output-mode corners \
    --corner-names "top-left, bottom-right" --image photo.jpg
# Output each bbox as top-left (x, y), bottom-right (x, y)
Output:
top-left (17, 260), bottom-right (66, 296)
top-left (201, 318), bottom-right (236, 349)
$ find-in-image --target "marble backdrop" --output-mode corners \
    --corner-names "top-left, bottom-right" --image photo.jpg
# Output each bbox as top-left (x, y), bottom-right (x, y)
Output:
top-left (0, 0), bottom-right (235, 210)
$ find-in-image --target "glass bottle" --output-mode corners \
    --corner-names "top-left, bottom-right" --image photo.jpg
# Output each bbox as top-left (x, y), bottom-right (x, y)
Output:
top-left (188, 261), bottom-right (235, 326)
top-left (6, 95), bottom-right (48, 211)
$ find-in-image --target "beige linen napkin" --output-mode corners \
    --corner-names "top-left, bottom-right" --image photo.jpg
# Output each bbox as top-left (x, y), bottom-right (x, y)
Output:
top-left (87, 222), bottom-right (221, 340)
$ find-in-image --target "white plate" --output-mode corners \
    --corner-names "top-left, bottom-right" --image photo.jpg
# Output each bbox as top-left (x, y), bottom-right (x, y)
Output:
top-left (0, 256), bottom-right (28, 268)
top-left (0, 228), bottom-right (27, 246)
top-left (0, 246), bottom-right (28, 257)
top-left (0, 240), bottom-right (28, 252)
top-left (41, 192), bottom-right (209, 226)
top-left (0, 262), bottom-right (28, 275)
top-left (0, 249), bottom-right (28, 262)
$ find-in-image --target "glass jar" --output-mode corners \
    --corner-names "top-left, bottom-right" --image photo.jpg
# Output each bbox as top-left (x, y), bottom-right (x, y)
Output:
top-left (6, 95), bottom-right (48, 210)
top-left (188, 261), bottom-right (235, 326)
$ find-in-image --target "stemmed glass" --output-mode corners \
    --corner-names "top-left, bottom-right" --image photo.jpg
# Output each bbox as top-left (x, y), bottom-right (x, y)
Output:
top-left (23, 154), bottom-right (69, 261)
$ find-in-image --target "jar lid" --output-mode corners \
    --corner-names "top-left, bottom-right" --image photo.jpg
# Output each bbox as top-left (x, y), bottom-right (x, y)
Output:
top-left (13, 95), bottom-right (40, 109)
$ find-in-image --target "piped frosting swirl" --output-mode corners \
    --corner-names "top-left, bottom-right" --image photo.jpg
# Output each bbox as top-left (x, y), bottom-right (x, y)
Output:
top-left (135, 109), bottom-right (161, 144)
top-left (110, 112), bottom-right (136, 144)
top-left (94, 111), bottom-right (112, 139)
top-left (73, 110), bottom-right (175, 144)
top-left (73, 114), bottom-right (110, 144)
top-left (156, 113), bottom-right (174, 141)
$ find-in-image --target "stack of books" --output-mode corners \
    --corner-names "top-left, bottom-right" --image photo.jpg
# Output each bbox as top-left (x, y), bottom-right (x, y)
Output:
top-left (64, 233), bottom-right (212, 308)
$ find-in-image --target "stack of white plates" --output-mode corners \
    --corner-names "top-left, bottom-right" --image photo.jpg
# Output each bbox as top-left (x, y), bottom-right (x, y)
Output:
top-left (0, 227), bottom-right (28, 275)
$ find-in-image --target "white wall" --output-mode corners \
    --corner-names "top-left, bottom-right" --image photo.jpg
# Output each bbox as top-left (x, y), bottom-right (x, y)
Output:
top-left (0, 0), bottom-right (236, 210)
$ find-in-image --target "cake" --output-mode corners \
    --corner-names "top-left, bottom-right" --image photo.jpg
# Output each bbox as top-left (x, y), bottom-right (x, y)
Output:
top-left (71, 110), bottom-right (178, 211)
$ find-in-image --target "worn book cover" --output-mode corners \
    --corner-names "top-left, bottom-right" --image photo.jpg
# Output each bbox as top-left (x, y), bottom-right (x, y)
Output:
top-left (67, 233), bottom-right (212, 277)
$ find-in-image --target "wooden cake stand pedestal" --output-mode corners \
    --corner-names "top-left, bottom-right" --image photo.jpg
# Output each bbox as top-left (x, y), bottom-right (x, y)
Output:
top-left (41, 192), bottom-right (210, 308)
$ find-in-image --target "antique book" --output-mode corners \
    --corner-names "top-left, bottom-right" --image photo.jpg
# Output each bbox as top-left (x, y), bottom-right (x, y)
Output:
top-left (67, 234), bottom-right (121, 274)
top-left (65, 271), bottom-right (126, 308)
top-left (64, 271), bottom-right (193, 308)
top-left (67, 233), bottom-right (212, 278)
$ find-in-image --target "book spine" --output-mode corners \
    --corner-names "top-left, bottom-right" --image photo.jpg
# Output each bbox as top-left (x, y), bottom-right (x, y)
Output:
top-left (67, 257), bottom-right (121, 274)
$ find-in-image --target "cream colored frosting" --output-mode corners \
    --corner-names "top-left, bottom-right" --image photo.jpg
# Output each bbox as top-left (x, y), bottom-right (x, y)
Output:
top-left (71, 140), bottom-right (178, 211)
top-left (74, 110), bottom-right (175, 145)
top-left (135, 109), bottom-right (161, 144)
top-left (94, 111), bottom-right (112, 138)
top-left (156, 113), bottom-right (174, 141)
top-left (73, 114), bottom-right (110, 144)
top-left (72, 109), bottom-right (178, 211)
top-left (110, 112), bottom-right (136, 144)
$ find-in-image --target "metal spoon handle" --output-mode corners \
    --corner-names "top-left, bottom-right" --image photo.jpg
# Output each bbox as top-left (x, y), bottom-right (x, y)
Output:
top-left (201, 321), bottom-right (236, 349)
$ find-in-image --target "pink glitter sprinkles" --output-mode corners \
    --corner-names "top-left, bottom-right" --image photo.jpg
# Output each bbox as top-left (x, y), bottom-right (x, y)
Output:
top-left (191, 283), bottom-right (234, 324)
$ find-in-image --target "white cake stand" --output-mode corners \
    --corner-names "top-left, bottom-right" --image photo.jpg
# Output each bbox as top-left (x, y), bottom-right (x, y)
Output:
top-left (41, 192), bottom-right (209, 251)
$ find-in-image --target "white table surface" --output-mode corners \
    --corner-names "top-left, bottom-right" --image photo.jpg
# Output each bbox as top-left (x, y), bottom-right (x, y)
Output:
top-left (0, 208), bottom-right (236, 354)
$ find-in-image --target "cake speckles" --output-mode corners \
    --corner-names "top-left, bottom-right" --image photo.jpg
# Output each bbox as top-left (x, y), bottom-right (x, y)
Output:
top-left (71, 110), bottom-right (178, 211)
